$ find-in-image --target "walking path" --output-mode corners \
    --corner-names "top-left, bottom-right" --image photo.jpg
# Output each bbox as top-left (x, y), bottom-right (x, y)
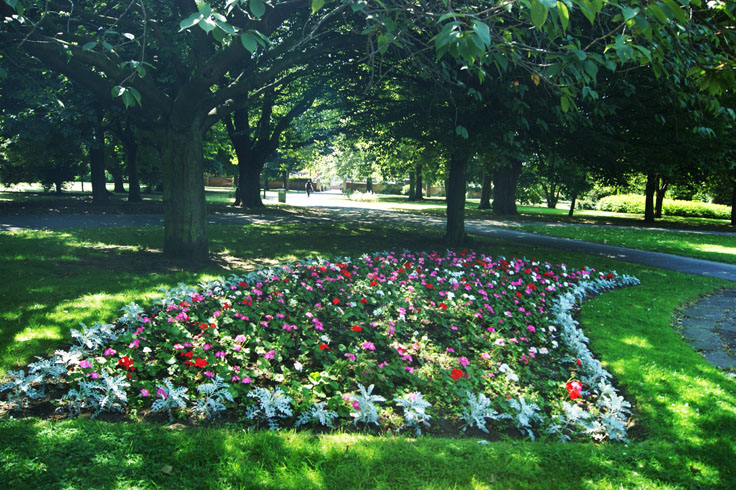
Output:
top-left (1, 190), bottom-right (735, 371)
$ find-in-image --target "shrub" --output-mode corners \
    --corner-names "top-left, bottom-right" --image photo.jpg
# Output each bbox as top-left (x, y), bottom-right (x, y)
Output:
top-left (347, 191), bottom-right (378, 202)
top-left (597, 194), bottom-right (731, 219)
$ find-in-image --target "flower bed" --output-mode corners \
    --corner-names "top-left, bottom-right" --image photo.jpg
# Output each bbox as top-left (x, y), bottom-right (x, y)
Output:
top-left (1, 250), bottom-right (639, 441)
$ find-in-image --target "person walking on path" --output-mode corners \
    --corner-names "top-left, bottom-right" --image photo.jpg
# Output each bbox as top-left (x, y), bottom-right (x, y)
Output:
top-left (305, 180), bottom-right (313, 197)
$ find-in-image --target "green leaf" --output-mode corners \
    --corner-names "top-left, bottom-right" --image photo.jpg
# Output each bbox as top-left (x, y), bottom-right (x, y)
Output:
top-left (179, 12), bottom-right (202, 31)
top-left (539, 0), bottom-right (557, 8)
top-left (455, 125), bottom-right (469, 139)
top-left (250, 0), bottom-right (266, 18)
top-left (661, 0), bottom-right (687, 23)
top-left (584, 59), bottom-right (598, 79)
top-left (575, 49), bottom-right (586, 61)
top-left (472, 20), bottom-right (491, 47)
top-left (557, 2), bottom-right (569, 32)
top-left (241, 32), bottom-right (258, 52)
top-left (438, 12), bottom-right (466, 22)
top-left (560, 96), bottom-right (570, 113)
top-left (215, 19), bottom-right (236, 35)
top-left (621, 7), bottom-right (639, 21)
top-left (648, 3), bottom-right (669, 23)
top-left (82, 41), bottom-right (98, 51)
top-left (311, 0), bottom-right (325, 13)
top-left (530, 0), bottom-right (549, 28)
top-left (196, 1), bottom-right (212, 16)
top-left (199, 17), bottom-right (217, 33)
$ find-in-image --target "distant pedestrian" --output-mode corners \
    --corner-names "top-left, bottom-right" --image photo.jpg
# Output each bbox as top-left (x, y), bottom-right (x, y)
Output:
top-left (305, 180), bottom-right (313, 197)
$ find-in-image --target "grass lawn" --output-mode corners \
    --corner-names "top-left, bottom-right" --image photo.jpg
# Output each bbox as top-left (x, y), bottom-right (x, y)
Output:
top-left (1, 216), bottom-right (735, 488)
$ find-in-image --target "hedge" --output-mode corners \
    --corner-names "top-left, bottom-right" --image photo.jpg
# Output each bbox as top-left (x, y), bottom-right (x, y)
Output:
top-left (597, 194), bottom-right (731, 219)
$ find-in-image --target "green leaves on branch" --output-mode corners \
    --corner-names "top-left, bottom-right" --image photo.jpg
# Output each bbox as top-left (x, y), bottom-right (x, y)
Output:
top-left (240, 30), bottom-right (270, 53)
top-left (111, 86), bottom-right (141, 109)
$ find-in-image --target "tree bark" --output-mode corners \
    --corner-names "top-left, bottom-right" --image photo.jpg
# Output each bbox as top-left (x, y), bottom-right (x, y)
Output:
top-left (157, 121), bottom-right (208, 261)
top-left (415, 167), bottom-right (424, 200)
top-left (654, 176), bottom-right (668, 219)
top-left (644, 172), bottom-right (657, 223)
top-left (366, 177), bottom-right (373, 193)
top-left (492, 159), bottom-right (522, 215)
top-left (121, 119), bottom-right (141, 202)
top-left (89, 107), bottom-right (108, 204)
top-left (237, 155), bottom-right (266, 207)
top-left (568, 192), bottom-right (577, 217)
top-left (408, 170), bottom-right (416, 200)
top-left (445, 147), bottom-right (470, 244)
top-left (731, 166), bottom-right (736, 227)
top-left (112, 169), bottom-right (126, 193)
top-left (478, 165), bottom-right (492, 210)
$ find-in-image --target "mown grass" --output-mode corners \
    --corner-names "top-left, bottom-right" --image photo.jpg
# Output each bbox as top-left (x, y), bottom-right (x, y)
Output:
top-left (516, 224), bottom-right (736, 265)
top-left (1, 218), bottom-right (735, 488)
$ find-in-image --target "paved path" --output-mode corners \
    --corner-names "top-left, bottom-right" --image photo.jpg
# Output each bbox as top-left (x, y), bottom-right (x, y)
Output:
top-left (2, 191), bottom-right (735, 371)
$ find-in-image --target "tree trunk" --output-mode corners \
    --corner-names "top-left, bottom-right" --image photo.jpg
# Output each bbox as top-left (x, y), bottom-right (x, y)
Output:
top-left (731, 166), bottom-right (736, 227)
top-left (445, 147), bottom-right (470, 244)
top-left (415, 169), bottom-right (424, 200)
top-left (112, 170), bottom-right (126, 193)
top-left (54, 180), bottom-right (63, 194)
top-left (408, 170), bottom-right (416, 200)
top-left (157, 122), bottom-right (208, 260)
top-left (89, 107), bottom-right (108, 204)
top-left (283, 171), bottom-right (288, 190)
top-left (568, 192), bottom-right (577, 217)
top-left (237, 155), bottom-right (265, 207)
top-left (122, 120), bottom-right (141, 202)
top-left (492, 159), bottom-right (522, 215)
top-left (366, 177), bottom-right (373, 193)
top-left (654, 176), bottom-right (668, 219)
top-left (478, 165), bottom-right (492, 210)
top-left (644, 172), bottom-right (657, 223)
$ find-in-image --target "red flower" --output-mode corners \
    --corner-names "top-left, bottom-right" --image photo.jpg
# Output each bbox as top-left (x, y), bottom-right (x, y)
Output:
top-left (319, 344), bottom-right (330, 350)
top-left (332, 298), bottom-right (340, 305)
top-left (199, 323), bottom-right (208, 330)
top-left (516, 292), bottom-right (522, 298)
top-left (369, 281), bottom-right (378, 287)
top-left (118, 356), bottom-right (134, 371)
top-left (426, 284), bottom-right (433, 290)
top-left (351, 325), bottom-right (362, 332)
top-left (566, 381), bottom-right (583, 400)
top-left (398, 268), bottom-right (405, 273)
top-left (576, 359), bottom-right (582, 366)
top-left (194, 358), bottom-right (208, 368)
top-left (438, 302), bottom-right (447, 310)
top-left (185, 360), bottom-right (194, 366)
top-left (360, 298), bottom-right (367, 304)
top-left (450, 368), bottom-right (464, 381)
top-left (568, 389), bottom-right (582, 400)
top-left (183, 351), bottom-right (194, 359)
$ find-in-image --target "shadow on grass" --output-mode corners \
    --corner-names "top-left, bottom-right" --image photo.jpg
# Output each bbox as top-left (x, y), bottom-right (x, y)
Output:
top-left (1, 416), bottom-right (733, 489)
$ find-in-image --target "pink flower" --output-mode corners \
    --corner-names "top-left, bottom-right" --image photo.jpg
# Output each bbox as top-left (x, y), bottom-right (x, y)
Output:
top-left (78, 360), bottom-right (92, 369)
top-left (103, 348), bottom-right (116, 356)
top-left (233, 345), bottom-right (242, 352)
top-left (241, 377), bottom-right (252, 384)
top-left (203, 344), bottom-right (212, 351)
top-left (404, 366), bottom-right (414, 374)
top-left (459, 357), bottom-right (470, 367)
top-left (344, 353), bottom-right (356, 361)
top-left (234, 335), bottom-right (246, 343)
top-left (481, 352), bottom-right (491, 360)
top-left (264, 350), bottom-right (276, 360)
top-left (173, 344), bottom-right (184, 350)
top-left (157, 388), bottom-right (167, 399)
top-left (362, 341), bottom-right (376, 351)
top-left (129, 339), bottom-right (140, 349)
top-left (140, 389), bottom-right (149, 397)
top-left (215, 351), bottom-right (226, 358)
top-left (378, 361), bottom-right (388, 369)
top-left (527, 325), bottom-right (536, 333)
top-left (231, 376), bottom-right (241, 382)
top-left (446, 347), bottom-right (455, 353)
top-left (89, 372), bottom-right (99, 379)
top-left (204, 371), bottom-right (214, 378)
top-left (352, 400), bottom-right (360, 410)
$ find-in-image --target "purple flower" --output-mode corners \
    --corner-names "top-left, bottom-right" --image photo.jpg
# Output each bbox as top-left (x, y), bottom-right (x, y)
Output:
top-left (404, 366), bottom-right (414, 374)
top-left (459, 357), bottom-right (470, 367)
top-left (352, 400), bottom-right (360, 410)
top-left (203, 344), bottom-right (212, 351)
top-left (157, 388), bottom-right (167, 399)
top-left (344, 353), bottom-right (356, 361)
top-left (264, 350), bottom-right (276, 360)
top-left (140, 389), bottom-right (149, 397)
top-left (241, 376), bottom-right (252, 384)
top-left (215, 351), bottom-right (226, 358)
top-left (89, 372), bottom-right (99, 379)
top-left (361, 341), bottom-right (376, 351)
top-left (204, 371), bottom-right (214, 378)
top-left (103, 348), bottom-right (116, 356)
top-left (78, 360), bottom-right (92, 369)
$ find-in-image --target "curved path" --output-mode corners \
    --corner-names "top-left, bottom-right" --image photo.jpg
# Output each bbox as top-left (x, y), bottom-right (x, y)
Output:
top-left (1, 191), bottom-right (735, 370)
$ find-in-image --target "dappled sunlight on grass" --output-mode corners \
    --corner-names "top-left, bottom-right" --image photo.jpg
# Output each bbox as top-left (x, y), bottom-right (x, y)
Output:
top-left (693, 243), bottom-right (736, 256)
